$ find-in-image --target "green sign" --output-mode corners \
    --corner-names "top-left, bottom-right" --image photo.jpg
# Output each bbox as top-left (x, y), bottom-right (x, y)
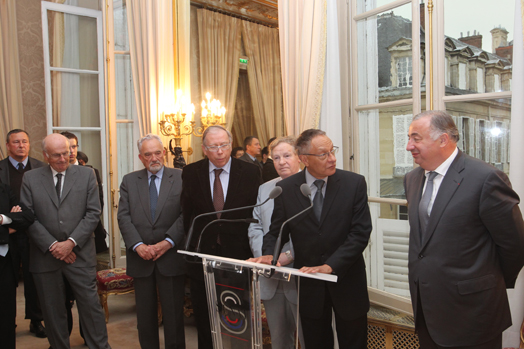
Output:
top-left (239, 58), bottom-right (248, 64)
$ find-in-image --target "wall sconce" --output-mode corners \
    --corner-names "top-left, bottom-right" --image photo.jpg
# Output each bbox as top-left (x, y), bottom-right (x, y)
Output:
top-left (159, 91), bottom-right (227, 168)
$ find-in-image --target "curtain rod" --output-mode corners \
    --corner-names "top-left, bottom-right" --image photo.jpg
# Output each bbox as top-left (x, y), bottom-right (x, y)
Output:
top-left (190, 1), bottom-right (278, 29)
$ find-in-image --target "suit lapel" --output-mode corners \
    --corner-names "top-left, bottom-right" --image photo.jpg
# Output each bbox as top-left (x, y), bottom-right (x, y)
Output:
top-left (320, 171), bottom-right (341, 225)
top-left (40, 166), bottom-right (59, 208)
top-left (197, 159), bottom-right (215, 214)
top-left (137, 169), bottom-right (153, 224)
top-left (60, 165), bottom-right (78, 203)
top-left (409, 168), bottom-right (426, 249)
top-left (224, 159), bottom-right (241, 210)
top-left (154, 169), bottom-right (174, 224)
top-left (421, 151), bottom-right (465, 248)
top-left (294, 171), bottom-right (314, 213)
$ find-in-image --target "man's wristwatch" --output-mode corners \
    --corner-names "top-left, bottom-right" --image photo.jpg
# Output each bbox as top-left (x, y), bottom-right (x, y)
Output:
top-left (285, 250), bottom-right (293, 261)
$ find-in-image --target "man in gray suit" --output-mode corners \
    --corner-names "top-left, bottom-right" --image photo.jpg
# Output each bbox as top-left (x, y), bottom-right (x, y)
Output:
top-left (239, 135), bottom-right (263, 171)
top-left (21, 133), bottom-right (110, 349)
top-left (118, 134), bottom-right (186, 349)
top-left (247, 136), bottom-right (305, 349)
top-left (0, 129), bottom-right (46, 338)
top-left (404, 110), bottom-right (524, 349)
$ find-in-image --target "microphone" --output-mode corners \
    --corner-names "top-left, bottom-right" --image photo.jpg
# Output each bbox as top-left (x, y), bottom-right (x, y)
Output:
top-left (196, 218), bottom-right (259, 253)
top-left (183, 186), bottom-right (282, 251)
top-left (271, 183), bottom-right (313, 266)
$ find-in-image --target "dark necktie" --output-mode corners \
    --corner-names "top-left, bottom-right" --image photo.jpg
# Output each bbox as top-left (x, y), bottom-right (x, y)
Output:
top-left (17, 162), bottom-right (24, 171)
top-left (55, 173), bottom-right (63, 202)
top-left (149, 175), bottom-right (158, 220)
top-left (418, 171), bottom-right (438, 238)
top-left (313, 180), bottom-right (324, 221)
top-left (213, 169), bottom-right (224, 218)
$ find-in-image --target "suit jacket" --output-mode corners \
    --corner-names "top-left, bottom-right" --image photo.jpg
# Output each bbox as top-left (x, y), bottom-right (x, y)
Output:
top-left (404, 150), bottom-right (524, 347)
top-left (20, 165), bottom-right (101, 273)
top-left (118, 167), bottom-right (186, 278)
top-left (262, 169), bottom-right (372, 321)
top-left (248, 177), bottom-right (297, 301)
top-left (239, 153), bottom-right (263, 171)
top-left (0, 156), bottom-right (45, 186)
top-left (182, 157), bottom-right (260, 260)
top-left (0, 184), bottom-right (34, 280)
top-left (262, 158), bottom-right (279, 183)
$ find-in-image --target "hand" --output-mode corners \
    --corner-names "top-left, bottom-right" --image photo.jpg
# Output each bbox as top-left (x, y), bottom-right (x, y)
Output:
top-left (64, 251), bottom-right (77, 264)
top-left (277, 252), bottom-right (293, 266)
top-left (151, 240), bottom-right (172, 261)
top-left (8, 228), bottom-right (16, 234)
top-left (247, 255), bottom-right (278, 266)
top-left (10, 205), bottom-right (21, 213)
top-left (50, 240), bottom-right (75, 260)
top-left (136, 244), bottom-right (154, 261)
top-left (299, 264), bottom-right (333, 274)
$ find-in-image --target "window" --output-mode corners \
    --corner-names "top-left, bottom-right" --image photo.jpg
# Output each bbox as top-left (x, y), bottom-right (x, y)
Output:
top-left (397, 57), bottom-right (413, 87)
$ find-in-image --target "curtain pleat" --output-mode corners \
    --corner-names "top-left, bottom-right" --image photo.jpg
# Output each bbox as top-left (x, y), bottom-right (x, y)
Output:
top-left (0, 0), bottom-right (24, 158)
top-left (242, 21), bottom-right (284, 144)
top-left (197, 9), bottom-right (242, 132)
top-left (278, 0), bottom-right (327, 135)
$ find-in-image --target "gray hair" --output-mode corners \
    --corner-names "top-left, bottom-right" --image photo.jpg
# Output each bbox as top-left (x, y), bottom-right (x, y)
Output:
top-left (137, 134), bottom-right (163, 152)
top-left (295, 129), bottom-right (327, 155)
top-left (202, 125), bottom-right (232, 146)
top-left (413, 110), bottom-right (460, 143)
top-left (269, 136), bottom-right (297, 157)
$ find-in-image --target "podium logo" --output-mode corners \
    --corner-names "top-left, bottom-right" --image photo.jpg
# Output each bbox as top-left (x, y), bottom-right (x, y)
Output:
top-left (219, 290), bottom-right (248, 335)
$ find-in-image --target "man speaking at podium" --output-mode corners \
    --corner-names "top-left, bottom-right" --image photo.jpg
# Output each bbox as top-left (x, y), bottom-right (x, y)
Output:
top-left (182, 125), bottom-right (261, 349)
top-left (253, 129), bottom-right (372, 349)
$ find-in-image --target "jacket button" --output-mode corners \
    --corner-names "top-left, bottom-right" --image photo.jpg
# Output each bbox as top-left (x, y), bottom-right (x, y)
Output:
top-left (418, 254), bottom-right (424, 259)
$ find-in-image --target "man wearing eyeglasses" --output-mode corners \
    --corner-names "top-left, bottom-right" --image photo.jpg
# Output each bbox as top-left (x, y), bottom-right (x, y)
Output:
top-left (254, 129), bottom-right (372, 349)
top-left (181, 125), bottom-right (261, 349)
top-left (20, 133), bottom-right (110, 349)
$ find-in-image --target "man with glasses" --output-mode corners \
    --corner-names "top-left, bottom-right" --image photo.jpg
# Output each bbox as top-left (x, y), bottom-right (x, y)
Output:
top-left (182, 125), bottom-right (261, 348)
top-left (253, 129), bottom-right (372, 349)
top-left (0, 129), bottom-right (46, 339)
top-left (21, 133), bottom-right (110, 349)
top-left (118, 134), bottom-right (186, 348)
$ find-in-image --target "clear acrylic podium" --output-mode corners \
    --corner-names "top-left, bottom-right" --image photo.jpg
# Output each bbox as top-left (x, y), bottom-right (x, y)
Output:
top-left (178, 250), bottom-right (337, 349)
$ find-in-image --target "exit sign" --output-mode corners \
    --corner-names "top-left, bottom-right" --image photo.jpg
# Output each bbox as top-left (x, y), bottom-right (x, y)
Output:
top-left (239, 58), bottom-right (248, 64)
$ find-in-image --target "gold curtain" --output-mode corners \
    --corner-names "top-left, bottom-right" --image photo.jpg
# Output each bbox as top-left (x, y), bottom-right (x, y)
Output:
top-left (232, 72), bottom-right (256, 146)
top-left (197, 9), bottom-right (242, 132)
top-left (0, 0), bottom-right (24, 158)
top-left (242, 21), bottom-right (284, 145)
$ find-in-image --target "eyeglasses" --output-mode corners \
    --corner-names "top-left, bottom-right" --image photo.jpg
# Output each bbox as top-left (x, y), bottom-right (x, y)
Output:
top-left (303, 146), bottom-right (339, 161)
top-left (46, 151), bottom-right (70, 160)
top-left (205, 143), bottom-right (231, 152)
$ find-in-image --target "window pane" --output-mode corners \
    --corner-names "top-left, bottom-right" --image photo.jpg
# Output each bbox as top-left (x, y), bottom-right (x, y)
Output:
top-left (357, 3), bottom-right (418, 106)
top-left (115, 54), bottom-right (137, 120)
top-left (356, 0), bottom-right (411, 15)
top-left (446, 98), bottom-right (511, 174)
top-left (47, 12), bottom-right (98, 71)
top-left (359, 106), bottom-right (413, 201)
top-left (117, 123), bottom-right (135, 186)
top-left (113, 0), bottom-right (130, 51)
top-left (444, 0), bottom-right (513, 95)
top-left (51, 71), bottom-right (100, 127)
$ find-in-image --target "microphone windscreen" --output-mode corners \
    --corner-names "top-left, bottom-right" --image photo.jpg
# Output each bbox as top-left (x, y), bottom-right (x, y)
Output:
top-left (300, 183), bottom-right (311, 197)
top-left (268, 186), bottom-right (283, 199)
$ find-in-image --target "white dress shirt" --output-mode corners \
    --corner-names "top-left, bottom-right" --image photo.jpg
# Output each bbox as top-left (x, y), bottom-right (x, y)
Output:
top-left (422, 147), bottom-right (459, 215)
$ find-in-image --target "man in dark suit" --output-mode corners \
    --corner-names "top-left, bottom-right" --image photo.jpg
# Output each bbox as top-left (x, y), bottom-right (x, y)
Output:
top-left (238, 135), bottom-right (263, 171)
top-left (182, 125), bottom-right (260, 348)
top-left (0, 184), bottom-right (34, 349)
top-left (404, 110), bottom-right (524, 349)
top-left (254, 129), bottom-right (372, 349)
top-left (118, 134), bottom-right (186, 348)
top-left (0, 129), bottom-right (46, 338)
top-left (21, 133), bottom-right (110, 349)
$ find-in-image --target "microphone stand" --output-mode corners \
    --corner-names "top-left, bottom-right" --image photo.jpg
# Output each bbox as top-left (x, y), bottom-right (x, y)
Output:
top-left (195, 218), bottom-right (258, 253)
top-left (272, 183), bottom-right (313, 266)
